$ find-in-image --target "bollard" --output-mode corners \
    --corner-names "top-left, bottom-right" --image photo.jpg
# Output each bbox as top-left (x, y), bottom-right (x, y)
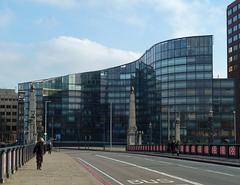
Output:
top-left (23, 147), bottom-right (26, 164)
top-left (15, 148), bottom-right (19, 171)
top-left (0, 150), bottom-right (6, 183)
top-left (11, 149), bottom-right (16, 174)
top-left (6, 149), bottom-right (11, 178)
top-left (19, 147), bottom-right (22, 167)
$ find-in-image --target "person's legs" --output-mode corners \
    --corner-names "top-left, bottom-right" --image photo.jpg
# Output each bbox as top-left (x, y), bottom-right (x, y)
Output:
top-left (36, 155), bottom-right (43, 170)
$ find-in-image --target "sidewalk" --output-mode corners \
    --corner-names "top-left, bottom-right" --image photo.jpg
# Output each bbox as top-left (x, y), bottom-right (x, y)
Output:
top-left (5, 151), bottom-right (101, 185)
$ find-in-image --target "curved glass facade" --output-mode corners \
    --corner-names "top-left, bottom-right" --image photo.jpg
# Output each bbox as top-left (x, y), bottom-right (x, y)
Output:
top-left (18, 35), bottom-right (236, 145)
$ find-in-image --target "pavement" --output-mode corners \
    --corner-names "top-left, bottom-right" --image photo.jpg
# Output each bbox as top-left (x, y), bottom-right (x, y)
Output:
top-left (5, 151), bottom-right (101, 185)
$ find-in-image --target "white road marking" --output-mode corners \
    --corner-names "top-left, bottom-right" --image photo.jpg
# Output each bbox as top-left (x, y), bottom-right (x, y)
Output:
top-left (96, 155), bottom-right (203, 185)
top-left (226, 166), bottom-right (240, 170)
top-left (177, 164), bottom-right (198, 170)
top-left (144, 158), bottom-right (155, 162)
top-left (76, 157), bottom-right (124, 185)
top-left (205, 169), bottom-right (234, 177)
top-left (114, 153), bottom-right (237, 176)
top-left (117, 154), bottom-right (173, 165)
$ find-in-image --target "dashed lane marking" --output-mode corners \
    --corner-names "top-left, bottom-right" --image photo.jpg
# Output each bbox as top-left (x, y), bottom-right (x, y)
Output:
top-left (205, 169), bottom-right (234, 177)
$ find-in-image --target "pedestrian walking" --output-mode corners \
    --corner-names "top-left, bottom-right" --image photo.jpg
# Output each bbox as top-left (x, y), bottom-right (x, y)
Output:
top-left (175, 141), bottom-right (180, 156)
top-left (171, 140), bottom-right (175, 155)
top-left (47, 140), bottom-right (52, 154)
top-left (33, 137), bottom-right (45, 170)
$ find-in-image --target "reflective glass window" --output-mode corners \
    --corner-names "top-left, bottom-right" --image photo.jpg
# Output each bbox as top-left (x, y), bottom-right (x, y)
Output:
top-left (233, 5), bottom-right (238, 13)
top-left (175, 73), bottom-right (186, 80)
top-left (228, 18), bottom-right (232, 25)
top-left (175, 81), bottom-right (186, 88)
top-left (175, 65), bottom-right (186, 73)
top-left (175, 57), bottom-right (186, 65)
top-left (233, 15), bottom-right (238, 22)
top-left (161, 60), bottom-right (168, 67)
top-left (168, 66), bottom-right (174, 73)
top-left (187, 73), bottom-right (195, 80)
top-left (228, 28), bottom-right (232, 35)
top-left (228, 9), bottom-right (232, 16)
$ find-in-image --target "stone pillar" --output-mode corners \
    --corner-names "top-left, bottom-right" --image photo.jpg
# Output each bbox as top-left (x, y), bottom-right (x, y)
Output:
top-left (0, 150), bottom-right (6, 183)
top-left (127, 87), bottom-right (138, 146)
top-left (6, 149), bottom-right (11, 178)
top-left (175, 113), bottom-right (181, 143)
top-left (11, 149), bottom-right (16, 174)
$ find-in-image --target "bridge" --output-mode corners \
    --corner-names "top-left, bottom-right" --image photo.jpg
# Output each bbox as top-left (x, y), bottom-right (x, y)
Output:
top-left (0, 144), bottom-right (240, 185)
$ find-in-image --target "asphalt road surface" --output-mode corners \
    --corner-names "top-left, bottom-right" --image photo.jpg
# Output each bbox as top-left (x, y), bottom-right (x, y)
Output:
top-left (64, 150), bottom-right (240, 185)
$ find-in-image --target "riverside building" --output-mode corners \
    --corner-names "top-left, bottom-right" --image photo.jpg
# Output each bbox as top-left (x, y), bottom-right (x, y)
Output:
top-left (18, 36), bottom-right (236, 145)
top-left (0, 89), bottom-right (18, 144)
top-left (227, 0), bottom-right (240, 143)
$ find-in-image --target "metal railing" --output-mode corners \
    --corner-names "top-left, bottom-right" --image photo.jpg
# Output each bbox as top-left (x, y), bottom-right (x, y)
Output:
top-left (127, 144), bottom-right (240, 159)
top-left (0, 145), bottom-right (35, 183)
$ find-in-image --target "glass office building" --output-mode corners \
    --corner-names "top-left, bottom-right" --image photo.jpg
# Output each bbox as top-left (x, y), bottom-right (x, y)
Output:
top-left (18, 35), bottom-right (236, 145)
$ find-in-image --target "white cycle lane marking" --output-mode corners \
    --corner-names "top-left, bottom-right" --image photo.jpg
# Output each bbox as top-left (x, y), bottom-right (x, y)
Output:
top-left (76, 157), bottom-right (124, 185)
top-left (96, 155), bottom-right (203, 185)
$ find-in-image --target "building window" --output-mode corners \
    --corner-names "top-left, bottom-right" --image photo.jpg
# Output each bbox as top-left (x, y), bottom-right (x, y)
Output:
top-left (229, 66), bottom-right (233, 72)
top-left (234, 45), bottom-right (238, 51)
top-left (228, 47), bottom-right (233, 53)
top-left (228, 28), bottom-right (233, 35)
top-left (12, 126), bottom-right (16, 131)
top-left (233, 15), bottom-right (238, 22)
top-left (228, 37), bottom-right (232, 44)
top-left (6, 105), bottom-right (11, 109)
top-left (233, 25), bottom-right (238, 32)
top-left (233, 35), bottom-right (238, 41)
top-left (229, 56), bottom-right (233, 63)
top-left (228, 18), bottom-right (232, 25)
top-left (228, 9), bottom-right (232, 16)
top-left (0, 105), bottom-right (5, 108)
top-left (233, 55), bottom-right (238, 61)
top-left (233, 5), bottom-right (238, 13)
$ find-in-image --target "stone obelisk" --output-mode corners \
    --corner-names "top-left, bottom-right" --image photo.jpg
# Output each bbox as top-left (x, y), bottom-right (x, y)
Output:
top-left (127, 86), bottom-right (137, 145)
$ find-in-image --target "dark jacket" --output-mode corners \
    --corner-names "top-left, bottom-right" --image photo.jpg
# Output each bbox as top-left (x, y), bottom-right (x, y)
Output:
top-left (33, 142), bottom-right (44, 155)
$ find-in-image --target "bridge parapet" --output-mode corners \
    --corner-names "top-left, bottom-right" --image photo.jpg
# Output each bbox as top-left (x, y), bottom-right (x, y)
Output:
top-left (0, 145), bottom-right (35, 183)
top-left (127, 144), bottom-right (240, 159)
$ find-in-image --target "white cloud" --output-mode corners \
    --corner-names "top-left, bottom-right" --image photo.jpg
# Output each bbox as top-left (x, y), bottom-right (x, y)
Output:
top-left (0, 37), bottom-right (141, 88)
top-left (36, 36), bottom-right (141, 73)
top-left (0, 9), bottom-right (14, 28)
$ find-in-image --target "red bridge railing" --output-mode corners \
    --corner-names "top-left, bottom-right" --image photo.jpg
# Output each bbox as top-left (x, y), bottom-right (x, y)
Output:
top-left (126, 144), bottom-right (240, 159)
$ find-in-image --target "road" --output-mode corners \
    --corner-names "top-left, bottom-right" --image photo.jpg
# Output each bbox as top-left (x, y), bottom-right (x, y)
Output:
top-left (64, 150), bottom-right (240, 185)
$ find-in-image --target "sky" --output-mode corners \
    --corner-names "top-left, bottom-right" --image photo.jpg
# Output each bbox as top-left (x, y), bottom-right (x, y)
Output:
top-left (0, 0), bottom-right (234, 89)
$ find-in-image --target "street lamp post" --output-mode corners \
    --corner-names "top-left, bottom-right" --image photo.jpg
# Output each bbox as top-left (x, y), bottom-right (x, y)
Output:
top-left (110, 102), bottom-right (112, 151)
top-left (233, 111), bottom-right (236, 144)
top-left (167, 109), bottom-right (170, 142)
top-left (149, 122), bottom-right (152, 145)
top-left (44, 101), bottom-right (51, 142)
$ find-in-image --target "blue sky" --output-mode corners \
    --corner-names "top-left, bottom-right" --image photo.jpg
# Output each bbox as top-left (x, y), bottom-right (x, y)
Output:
top-left (0, 0), bottom-right (234, 89)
